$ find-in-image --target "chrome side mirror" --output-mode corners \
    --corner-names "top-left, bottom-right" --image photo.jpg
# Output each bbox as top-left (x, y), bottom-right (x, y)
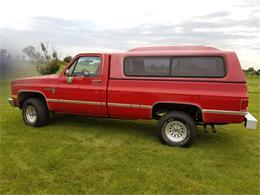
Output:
top-left (65, 69), bottom-right (71, 77)
top-left (65, 69), bottom-right (73, 84)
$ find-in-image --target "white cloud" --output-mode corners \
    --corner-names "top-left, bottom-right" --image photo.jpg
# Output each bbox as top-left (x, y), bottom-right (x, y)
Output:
top-left (0, 0), bottom-right (252, 28)
top-left (0, 0), bottom-right (259, 68)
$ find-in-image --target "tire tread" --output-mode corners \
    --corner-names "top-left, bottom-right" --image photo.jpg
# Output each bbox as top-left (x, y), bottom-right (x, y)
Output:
top-left (22, 98), bottom-right (49, 127)
top-left (157, 111), bottom-right (196, 147)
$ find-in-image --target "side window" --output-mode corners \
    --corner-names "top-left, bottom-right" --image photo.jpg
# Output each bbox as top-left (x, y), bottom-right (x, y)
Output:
top-left (171, 57), bottom-right (225, 77)
top-left (124, 56), bottom-right (226, 78)
top-left (67, 56), bottom-right (101, 77)
top-left (124, 57), bottom-right (171, 76)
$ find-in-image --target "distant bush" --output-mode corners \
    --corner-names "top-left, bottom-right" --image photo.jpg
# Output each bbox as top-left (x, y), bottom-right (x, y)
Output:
top-left (23, 43), bottom-right (62, 75)
top-left (243, 67), bottom-right (260, 76)
top-left (63, 56), bottom-right (72, 63)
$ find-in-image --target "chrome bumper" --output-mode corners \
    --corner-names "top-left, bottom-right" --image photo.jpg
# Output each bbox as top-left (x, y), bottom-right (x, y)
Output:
top-left (244, 112), bottom-right (257, 129)
top-left (8, 98), bottom-right (15, 107)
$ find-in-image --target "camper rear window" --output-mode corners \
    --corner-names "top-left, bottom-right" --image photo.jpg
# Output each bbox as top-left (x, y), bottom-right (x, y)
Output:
top-left (124, 56), bottom-right (226, 77)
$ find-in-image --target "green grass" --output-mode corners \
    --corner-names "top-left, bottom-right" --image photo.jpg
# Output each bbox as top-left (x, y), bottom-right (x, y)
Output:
top-left (0, 66), bottom-right (259, 194)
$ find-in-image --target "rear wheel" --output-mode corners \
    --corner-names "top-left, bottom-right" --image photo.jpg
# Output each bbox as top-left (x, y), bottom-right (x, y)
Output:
top-left (157, 111), bottom-right (196, 147)
top-left (22, 98), bottom-right (49, 127)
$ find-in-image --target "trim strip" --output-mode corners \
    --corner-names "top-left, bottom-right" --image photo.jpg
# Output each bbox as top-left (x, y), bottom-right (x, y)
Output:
top-left (59, 99), bottom-right (101, 106)
top-left (47, 98), bottom-right (58, 103)
top-left (132, 104), bottom-right (139, 108)
top-left (47, 99), bottom-right (152, 109)
top-left (46, 99), bottom-right (245, 115)
top-left (47, 98), bottom-right (101, 106)
top-left (107, 102), bottom-right (152, 109)
top-left (107, 102), bottom-right (131, 108)
top-left (202, 109), bottom-right (247, 116)
top-left (140, 105), bottom-right (153, 109)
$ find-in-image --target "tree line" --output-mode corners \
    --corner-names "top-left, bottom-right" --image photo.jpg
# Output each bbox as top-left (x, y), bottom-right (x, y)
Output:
top-left (243, 67), bottom-right (260, 76)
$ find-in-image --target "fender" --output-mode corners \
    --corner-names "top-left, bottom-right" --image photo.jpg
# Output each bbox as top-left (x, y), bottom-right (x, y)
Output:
top-left (17, 90), bottom-right (49, 108)
top-left (152, 101), bottom-right (204, 121)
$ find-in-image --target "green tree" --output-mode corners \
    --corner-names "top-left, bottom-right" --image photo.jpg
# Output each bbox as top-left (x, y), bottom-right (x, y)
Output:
top-left (63, 56), bottom-right (72, 63)
top-left (22, 46), bottom-right (36, 59)
top-left (0, 49), bottom-right (7, 58)
top-left (0, 49), bottom-right (13, 76)
top-left (256, 69), bottom-right (260, 76)
top-left (247, 67), bottom-right (255, 72)
top-left (22, 42), bottom-right (61, 75)
top-left (0, 49), bottom-right (12, 65)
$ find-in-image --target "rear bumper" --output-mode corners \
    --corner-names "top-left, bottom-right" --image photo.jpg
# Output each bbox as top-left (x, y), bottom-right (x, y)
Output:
top-left (8, 98), bottom-right (15, 107)
top-left (244, 112), bottom-right (257, 129)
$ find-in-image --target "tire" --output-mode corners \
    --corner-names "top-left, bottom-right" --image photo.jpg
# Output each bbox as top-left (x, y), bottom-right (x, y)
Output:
top-left (157, 111), bottom-right (196, 147)
top-left (22, 98), bottom-right (49, 127)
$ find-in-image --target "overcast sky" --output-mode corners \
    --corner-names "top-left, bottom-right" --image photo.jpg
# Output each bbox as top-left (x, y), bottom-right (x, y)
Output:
top-left (0, 0), bottom-right (260, 68)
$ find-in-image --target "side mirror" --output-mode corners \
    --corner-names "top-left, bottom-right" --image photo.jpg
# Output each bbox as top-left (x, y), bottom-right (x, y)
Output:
top-left (65, 69), bottom-right (73, 84)
top-left (65, 69), bottom-right (71, 77)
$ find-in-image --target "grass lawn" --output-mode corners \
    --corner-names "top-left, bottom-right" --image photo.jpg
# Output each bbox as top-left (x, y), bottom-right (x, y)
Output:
top-left (0, 65), bottom-right (259, 194)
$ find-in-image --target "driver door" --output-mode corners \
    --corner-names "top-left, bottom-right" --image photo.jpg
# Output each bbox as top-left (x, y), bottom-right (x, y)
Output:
top-left (56, 54), bottom-right (105, 116)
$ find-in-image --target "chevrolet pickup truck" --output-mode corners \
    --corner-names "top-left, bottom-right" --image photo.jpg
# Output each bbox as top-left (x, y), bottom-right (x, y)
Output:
top-left (8, 46), bottom-right (257, 147)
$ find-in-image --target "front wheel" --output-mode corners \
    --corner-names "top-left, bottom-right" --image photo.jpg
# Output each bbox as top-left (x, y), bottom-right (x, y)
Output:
top-left (157, 111), bottom-right (197, 147)
top-left (22, 98), bottom-right (49, 127)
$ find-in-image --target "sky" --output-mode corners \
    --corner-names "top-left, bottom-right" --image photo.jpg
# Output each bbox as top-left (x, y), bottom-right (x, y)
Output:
top-left (0, 0), bottom-right (260, 69)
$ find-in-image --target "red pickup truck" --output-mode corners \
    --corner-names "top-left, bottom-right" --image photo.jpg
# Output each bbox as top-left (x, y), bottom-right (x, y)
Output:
top-left (9, 46), bottom-right (257, 147)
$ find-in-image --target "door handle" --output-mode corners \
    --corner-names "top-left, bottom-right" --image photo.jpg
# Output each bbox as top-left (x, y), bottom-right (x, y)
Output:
top-left (92, 79), bottom-right (102, 84)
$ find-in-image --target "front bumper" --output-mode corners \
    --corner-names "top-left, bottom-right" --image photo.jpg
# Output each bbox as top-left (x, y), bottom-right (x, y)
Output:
top-left (244, 112), bottom-right (257, 129)
top-left (8, 98), bottom-right (15, 107)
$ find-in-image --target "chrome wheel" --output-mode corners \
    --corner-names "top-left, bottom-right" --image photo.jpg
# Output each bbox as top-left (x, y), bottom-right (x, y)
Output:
top-left (25, 105), bottom-right (37, 123)
top-left (164, 120), bottom-right (188, 143)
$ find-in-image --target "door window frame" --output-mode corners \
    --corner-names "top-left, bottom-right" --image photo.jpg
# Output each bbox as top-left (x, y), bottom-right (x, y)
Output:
top-left (64, 54), bottom-right (103, 78)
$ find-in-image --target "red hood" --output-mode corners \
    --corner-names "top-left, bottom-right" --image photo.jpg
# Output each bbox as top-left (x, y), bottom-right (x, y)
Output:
top-left (12, 74), bottom-right (61, 86)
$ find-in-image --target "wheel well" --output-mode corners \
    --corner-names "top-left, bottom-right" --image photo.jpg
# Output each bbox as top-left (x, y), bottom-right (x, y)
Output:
top-left (152, 103), bottom-right (203, 122)
top-left (18, 92), bottom-right (47, 108)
